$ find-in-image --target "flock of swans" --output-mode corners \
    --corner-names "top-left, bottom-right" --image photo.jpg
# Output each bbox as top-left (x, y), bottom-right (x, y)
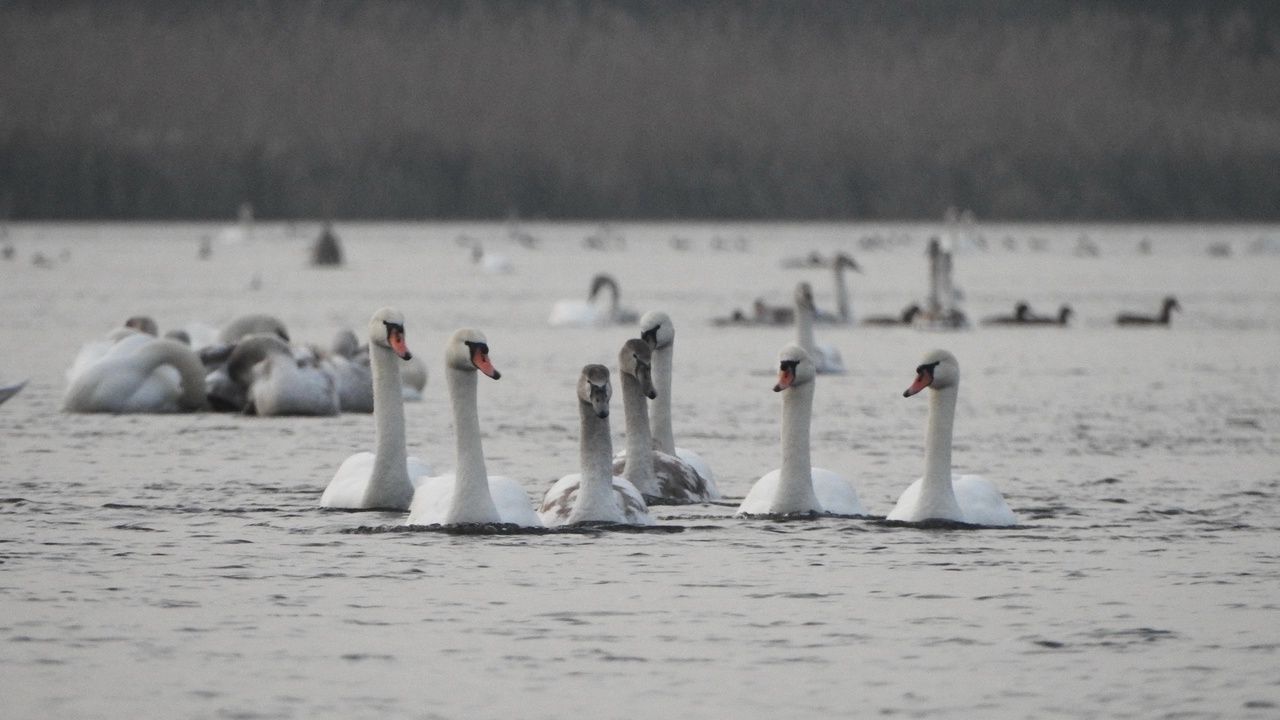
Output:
top-left (59, 297), bottom-right (1018, 529)
top-left (316, 306), bottom-right (1014, 529)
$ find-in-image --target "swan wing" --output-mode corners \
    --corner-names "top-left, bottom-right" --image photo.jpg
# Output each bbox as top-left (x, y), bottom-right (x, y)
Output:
top-left (406, 474), bottom-right (457, 526)
top-left (811, 467), bottom-right (867, 516)
top-left (952, 474), bottom-right (1017, 526)
top-left (320, 452), bottom-right (376, 508)
top-left (736, 469), bottom-right (782, 515)
top-left (488, 476), bottom-right (544, 527)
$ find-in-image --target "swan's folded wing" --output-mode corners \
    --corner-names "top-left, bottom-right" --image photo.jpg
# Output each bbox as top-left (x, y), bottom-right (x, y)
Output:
top-left (320, 452), bottom-right (375, 508)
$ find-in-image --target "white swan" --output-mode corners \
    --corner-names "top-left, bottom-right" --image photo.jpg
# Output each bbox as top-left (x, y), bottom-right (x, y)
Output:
top-left (618, 311), bottom-right (715, 488)
top-left (610, 339), bottom-right (715, 504)
top-left (548, 273), bottom-right (639, 326)
top-left (737, 345), bottom-right (866, 516)
top-left (538, 365), bottom-right (653, 526)
top-left (406, 329), bottom-right (542, 527)
top-left (64, 330), bottom-right (207, 413)
top-left (321, 309), bottom-right (433, 510)
top-left (816, 252), bottom-right (861, 324)
top-left (795, 282), bottom-right (845, 373)
top-left (226, 335), bottom-right (339, 416)
top-left (887, 349), bottom-right (1016, 526)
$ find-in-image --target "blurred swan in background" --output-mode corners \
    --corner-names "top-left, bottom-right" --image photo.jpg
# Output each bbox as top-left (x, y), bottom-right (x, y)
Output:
top-left (64, 327), bottom-right (206, 413)
top-left (794, 282), bottom-right (844, 373)
top-left (548, 273), bottom-right (638, 326)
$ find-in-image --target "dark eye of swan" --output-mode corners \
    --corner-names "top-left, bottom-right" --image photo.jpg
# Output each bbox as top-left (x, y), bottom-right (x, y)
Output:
top-left (916, 361), bottom-right (941, 376)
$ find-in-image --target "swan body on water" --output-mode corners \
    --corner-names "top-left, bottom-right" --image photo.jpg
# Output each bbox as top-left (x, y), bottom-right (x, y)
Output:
top-left (321, 308), bottom-right (433, 511)
top-left (64, 329), bottom-right (207, 413)
top-left (609, 339), bottom-right (714, 504)
top-left (548, 273), bottom-right (638, 326)
top-left (539, 365), bottom-right (653, 526)
top-left (887, 349), bottom-right (1016, 526)
top-left (406, 329), bottom-right (541, 527)
top-left (737, 345), bottom-right (865, 516)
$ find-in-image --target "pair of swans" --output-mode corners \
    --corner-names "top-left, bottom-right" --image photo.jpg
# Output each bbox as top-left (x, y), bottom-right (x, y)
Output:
top-left (739, 347), bottom-right (1015, 527)
top-left (548, 273), bottom-right (639, 327)
top-left (321, 315), bottom-right (541, 524)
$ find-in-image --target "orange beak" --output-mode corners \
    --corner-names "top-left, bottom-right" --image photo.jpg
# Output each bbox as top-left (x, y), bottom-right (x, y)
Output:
top-left (388, 327), bottom-right (412, 360)
top-left (472, 347), bottom-right (500, 379)
top-left (904, 370), bottom-right (932, 397)
top-left (774, 366), bottom-right (795, 392)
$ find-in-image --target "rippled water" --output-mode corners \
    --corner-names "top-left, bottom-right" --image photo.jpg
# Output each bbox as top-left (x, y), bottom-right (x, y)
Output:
top-left (2, 221), bottom-right (1279, 718)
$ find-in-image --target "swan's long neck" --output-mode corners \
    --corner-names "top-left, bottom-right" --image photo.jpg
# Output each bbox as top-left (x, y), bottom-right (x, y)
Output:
top-left (446, 366), bottom-right (500, 523)
top-left (365, 344), bottom-right (412, 508)
top-left (139, 339), bottom-right (207, 410)
top-left (621, 371), bottom-right (659, 497)
top-left (796, 303), bottom-right (818, 358)
top-left (834, 264), bottom-right (852, 323)
top-left (774, 381), bottom-right (821, 512)
top-left (649, 343), bottom-right (676, 455)
top-left (920, 384), bottom-right (963, 517)
top-left (568, 400), bottom-right (618, 523)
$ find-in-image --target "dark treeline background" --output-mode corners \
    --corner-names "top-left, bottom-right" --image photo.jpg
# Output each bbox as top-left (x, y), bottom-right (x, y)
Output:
top-left (3, 0), bottom-right (1280, 221)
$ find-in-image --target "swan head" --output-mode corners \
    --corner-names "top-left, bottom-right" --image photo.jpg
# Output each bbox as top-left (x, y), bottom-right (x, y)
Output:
top-left (904, 349), bottom-right (959, 397)
top-left (369, 307), bottom-right (412, 361)
top-left (638, 311), bottom-right (674, 350)
top-left (588, 273), bottom-right (619, 300)
top-left (794, 282), bottom-right (817, 314)
top-left (578, 364), bottom-right (612, 418)
top-left (833, 252), bottom-right (861, 273)
top-left (125, 315), bottom-right (159, 336)
top-left (618, 338), bottom-right (657, 399)
top-left (331, 328), bottom-right (361, 358)
top-left (774, 344), bottom-right (815, 392)
top-left (447, 328), bottom-right (500, 379)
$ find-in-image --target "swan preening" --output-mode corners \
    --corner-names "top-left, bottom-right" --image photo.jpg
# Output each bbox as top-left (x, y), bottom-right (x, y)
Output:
top-left (1116, 296), bottom-right (1179, 326)
top-left (64, 329), bottom-right (207, 413)
top-left (406, 329), bottom-right (542, 527)
top-left (887, 349), bottom-right (1016, 526)
top-left (548, 273), bottom-right (639, 326)
top-left (737, 345), bottom-right (866, 516)
top-left (610, 338), bottom-right (716, 504)
top-left (538, 365), bottom-right (654, 526)
top-left (224, 335), bottom-right (340, 416)
top-left (321, 308), bottom-right (432, 510)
